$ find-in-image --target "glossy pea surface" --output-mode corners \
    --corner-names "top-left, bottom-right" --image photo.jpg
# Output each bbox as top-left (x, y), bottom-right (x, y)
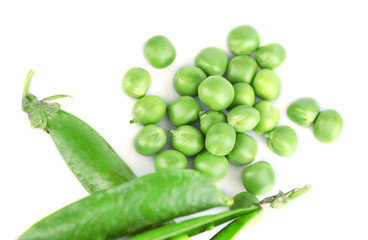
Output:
top-left (230, 191), bottom-right (259, 210)
top-left (255, 43), bottom-right (286, 69)
top-left (199, 110), bottom-right (227, 135)
top-left (132, 95), bottom-right (166, 125)
top-left (227, 55), bottom-right (258, 84)
top-left (227, 25), bottom-right (260, 55)
top-left (122, 67), bottom-right (151, 99)
top-left (228, 83), bottom-right (255, 110)
top-left (313, 109), bottom-right (343, 143)
top-left (205, 123), bottom-right (236, 156)
top-left (252, 69), bottom-right (281, 101)
top-left (287, 97), bottom-right (320, 126)
top-left (168, 125), bottom-right (204, 156)
top-left (194, 150), bottom-right (229, 182)
top-left (195, 47), bottom-right (228, 76)
top-left (241, 161), bottom-right (275, 196)
top-left (154, 150), bottom-right (187, 171)
top-left (227, 133), bottom-right (257, 166)
top-left (167, 96), bottom-right (201, 127)
top-left (143, 35), bottom-right (176, 69)
top-left (227, 105), bottom-right (260, 132)
top-left (253, 100), bottom-right (280, 134)
top-left (173, 66), bottom-right (207, 96)
top-left (134, 124), bottom-right (167, 156)
top-left (266, 126), bottom-right (297, 157)
top-left (198, 76), bottom-right (234, 111)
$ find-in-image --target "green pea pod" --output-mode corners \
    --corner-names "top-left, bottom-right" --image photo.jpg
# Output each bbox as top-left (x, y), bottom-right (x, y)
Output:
top-left (19, 170), bottom-right (231, 240)
top-left (22, 70), bottom-right (136, 193)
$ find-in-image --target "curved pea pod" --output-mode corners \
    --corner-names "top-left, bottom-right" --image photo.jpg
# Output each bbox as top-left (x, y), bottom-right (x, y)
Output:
top-left (265, 126), bottom-right (297, 157)
top-left (122, 67), bottom-right (151, 99)
top-left (287, 97), bottom-right (320, 126)
top-left (19, 170), bottom-right (231, 240)
top-left (313, 109), bottom-right (343, 143)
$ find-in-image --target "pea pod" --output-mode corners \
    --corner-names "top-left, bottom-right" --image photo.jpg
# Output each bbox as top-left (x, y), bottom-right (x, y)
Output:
top-left (19, 170), bottom-right (231, 240)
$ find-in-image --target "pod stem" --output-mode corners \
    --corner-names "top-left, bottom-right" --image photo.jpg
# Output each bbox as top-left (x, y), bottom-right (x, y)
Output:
top-left (22, 69), bottom-right (35, 99)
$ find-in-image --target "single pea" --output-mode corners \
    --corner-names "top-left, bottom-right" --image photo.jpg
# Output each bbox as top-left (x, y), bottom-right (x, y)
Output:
top-left (195, 47), bottom-right (228, 76)
top-left (255, 43), bottom-right (286, 69)
top-left (313, 109), bottom-right (343, 143)
top-left (227, 105), bottom-right (260, 132)
top-left (252, 69), bottom-right (281, 101)
top-left (173, 66), bottom-right (207, 96)
top-left (167, 125), bottom-right (204, 156)
top-left (228, 83), bottom-right (255, 111)
top-left (131, 95), bottom-right (166, 125)
top-left (122, 67), bottom-right (151, 99)
top-left (253, 101), bottom-right (280, 134)
top-left (241, 161), bottom-right (275, 196)
top-left (154, 150), bottom-right (187, 171)
top-left (205, 122), bottom-right (236, 156)
top-left (227, 25), bottom-right (260, 55)
top-left (287, 97), bottom-right (320, 126)
top-left (199, 110), bottom-right (227, 135)
top-left (266, 126), bottom-right (297, 157)
top-left (227, 133), bottom-right (257, 166)
top-left (230, 191), bottom-right (259, 210)
top-left (134, 124), bottom-right (167, 156)
top-left (198, 76), bottom-right (234, 111)
top-left (194, 150), bottom-right (229, 182)
top-left (167, 96), bottom-right (201, 127)
top-left (143, 35), bottom-right (176, 69)
top-left (227, 55), bottom-right (258, 84)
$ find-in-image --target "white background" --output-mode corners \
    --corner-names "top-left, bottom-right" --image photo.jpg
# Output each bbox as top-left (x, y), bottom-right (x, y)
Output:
top-left (1, 1), bottom-right (368, 239)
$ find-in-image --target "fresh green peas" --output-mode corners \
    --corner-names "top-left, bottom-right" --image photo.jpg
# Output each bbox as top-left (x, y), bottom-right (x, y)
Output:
top-left (287, 97), bottom-right (320, 126)
top-left (266, 126), bottom-right (297, 157)
top-left (143, 35), bottom-right (176, 69)
top-left (255, 43), bottom-right (286, 69)
top-left (134, 124), bottom-right (167, 156)
top-left (227, 133), bottom-right (257, 166)
top-left (253, 101), bottom-right (280, 134)
top-left (194, 150), bottom-right (229, 182)
top-left (195, 47), bottom-right (228, 76)
top-left (199, 110), bottom-right (227, 135)
top-left (173, 66), bottom-right (207, 96)
top-left (198, 76), bottom-right (234, 111)
top-left (230, 192), bottom-right (259, 210)
top-left (167, 125), bottom-right (204, 156)
top-left (154, 150), bottom-right (187, 171)
top-left (228, 83), bottom-right (255, 110)
top-left (227, 105), bottom-right (260, 132)
top-left (252, 69), bottom-right (281, 101)
top-left (131, 95), bottom-right (166, 125)
top-left (167, 96), bottom-right (201, 127)
top-left (227, 55), bottom-right (258, 84)
top-left (313, 109), bottom-right (343, 143)
top-left (205, 123), bottom-right (236, 156)
top-left (122, 67), bottom-right (151, 99)
top-left (241, 161), bottom-right (275, 196)
top-left (227, 25), bottom-right (260, 55)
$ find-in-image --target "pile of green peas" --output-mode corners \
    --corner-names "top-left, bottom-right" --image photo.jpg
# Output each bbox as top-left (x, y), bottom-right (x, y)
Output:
top-left (122, 25), bottom-right (342, 197)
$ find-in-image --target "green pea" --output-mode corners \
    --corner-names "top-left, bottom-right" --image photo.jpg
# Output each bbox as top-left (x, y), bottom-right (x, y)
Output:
top-left (255, 43), bottom-right (286, 69)
top-left (266, 126), bottom-right (297, 157)
top-left (134, 124), bottom-right (167, 156)
top-left (194, 150), bottom-right (229, 182)
top-left (228, 83), bottom-right (255, 110)
top-left (198, 76), bottom-right (234, 111)
top-left (253, 101), bottom-right (280, 134)
top-left (252, 69), bottom-right (281, 101)
top-left (230, 192), bottom-right (259, 210)
top-left (143, 35), bottom-right (176, 69)
top-left (195, 47), bottom-right (228, 76)
top-left (227, 25), bottom-right (260, 55)
top-left (167, 96), bottom-right (201, 127)
top-left (241, 161), bottom-right (275, 196)
top-left (313, 109), bottom-right (343, 143)
top-left (122, 67), bottom-right (151, 99)
top-left (227, 55), bottom-right (258, 84)
top-left (205, 123), bottom-right (236, 156)
top-left (227, 133), bottom-right (257, 166)
top-left (167, 125), bottom-right (204, 156)
top-left (227, 105), bottom-right (260, 132)
top-left (131, 95), bottom-right (166, 125)
top-left (287, 97), bottom-right (320, 126)
top-left (154, 150), bottom-right (187, 171)
top-left (173, 66), bottom-right (207, 96)
top-left (199, 110), bottom-right (227, 135)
